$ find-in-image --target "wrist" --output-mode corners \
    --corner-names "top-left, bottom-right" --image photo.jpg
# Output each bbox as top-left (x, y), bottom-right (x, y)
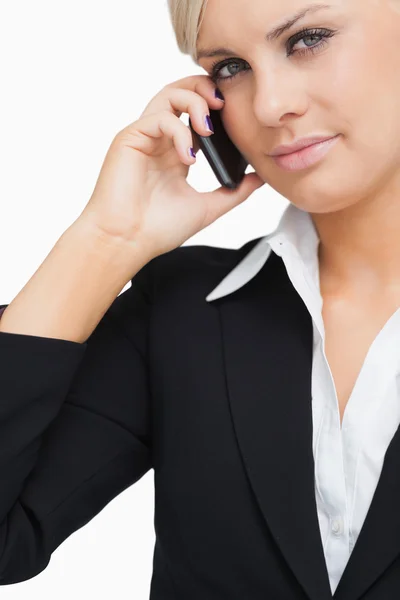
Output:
top-left (69, 215), bottom-right (153, 267)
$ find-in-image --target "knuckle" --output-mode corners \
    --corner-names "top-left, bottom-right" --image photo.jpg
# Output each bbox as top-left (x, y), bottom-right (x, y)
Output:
top-left (162, 109), bottom-right (176, 123)
top-left (198, 95), bottom-right (211, 113)
top-left (113, 128), bottom-right (130, 143)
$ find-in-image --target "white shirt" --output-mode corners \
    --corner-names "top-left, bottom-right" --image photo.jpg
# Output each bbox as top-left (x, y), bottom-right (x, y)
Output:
top-left (205, 202), bottom-right (400, 595)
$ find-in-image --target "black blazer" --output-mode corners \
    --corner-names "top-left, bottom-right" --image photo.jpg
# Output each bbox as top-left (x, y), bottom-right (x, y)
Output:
top-left (0, 236), bottom-right (399, 600)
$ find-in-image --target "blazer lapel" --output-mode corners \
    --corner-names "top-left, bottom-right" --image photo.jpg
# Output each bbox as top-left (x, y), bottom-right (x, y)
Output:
top-left (217, 250), bottom-right (332, 600)
top-left (331, 421), bottom-right (400, 600)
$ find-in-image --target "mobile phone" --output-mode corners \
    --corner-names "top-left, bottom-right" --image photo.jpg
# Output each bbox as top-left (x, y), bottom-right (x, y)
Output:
top-left (188, 108), bottom-right (249, 190)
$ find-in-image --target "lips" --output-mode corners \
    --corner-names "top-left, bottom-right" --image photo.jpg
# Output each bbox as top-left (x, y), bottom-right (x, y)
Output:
top-left (271, 134), bottom-right (341, 171)
top-left (270, 135), bottom-right (337, 157)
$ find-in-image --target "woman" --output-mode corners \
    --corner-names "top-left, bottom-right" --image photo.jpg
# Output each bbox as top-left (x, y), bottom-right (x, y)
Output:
top-left (0, 0), bottom-right (399, 597)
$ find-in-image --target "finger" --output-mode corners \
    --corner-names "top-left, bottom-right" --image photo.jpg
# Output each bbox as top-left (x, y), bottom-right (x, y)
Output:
top-left (161, 74), bottom-right (224, 118)
top-left (140, 74), bottom-right (224, 130)
top-left (141, 86), bottom-right (223, 141)
top-left (119, 111), bottom-right (198, 166)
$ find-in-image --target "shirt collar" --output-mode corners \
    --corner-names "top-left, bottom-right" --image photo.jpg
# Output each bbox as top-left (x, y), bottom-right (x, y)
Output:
top-left (205, 202), bottom-right (320, 302)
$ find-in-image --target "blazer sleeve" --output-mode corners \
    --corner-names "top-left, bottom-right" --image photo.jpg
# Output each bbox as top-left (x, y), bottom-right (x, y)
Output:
top-left (0, 259), bottom-right (154, 585)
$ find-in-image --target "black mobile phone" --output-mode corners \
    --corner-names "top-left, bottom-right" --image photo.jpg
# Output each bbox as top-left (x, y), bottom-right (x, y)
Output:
top-left (188, 108), bottom-right (249, 190)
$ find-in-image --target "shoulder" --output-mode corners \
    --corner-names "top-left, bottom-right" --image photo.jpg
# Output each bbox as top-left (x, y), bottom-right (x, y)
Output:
top-left (107, 235), bottom-right (275, 336)
top-left (144, 237), bottom-right (265, 299)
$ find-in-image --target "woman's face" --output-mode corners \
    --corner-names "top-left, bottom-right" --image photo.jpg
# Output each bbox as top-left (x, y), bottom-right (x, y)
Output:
top-left (196, 0), bottom-right (400, 215)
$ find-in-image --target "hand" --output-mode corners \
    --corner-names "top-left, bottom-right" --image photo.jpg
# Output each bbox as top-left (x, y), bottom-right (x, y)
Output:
top-left (79, 74), bottom-right (264, 263)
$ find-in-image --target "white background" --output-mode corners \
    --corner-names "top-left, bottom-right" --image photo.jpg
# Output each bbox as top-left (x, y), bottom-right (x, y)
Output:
top-left (0, 0), bottom-right (288, 597)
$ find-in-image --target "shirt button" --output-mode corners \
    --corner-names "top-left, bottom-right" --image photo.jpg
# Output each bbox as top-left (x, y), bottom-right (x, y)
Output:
top-left (331, 517), bottom-right (343, 536)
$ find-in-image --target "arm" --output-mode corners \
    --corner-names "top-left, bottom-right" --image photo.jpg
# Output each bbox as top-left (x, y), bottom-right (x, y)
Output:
top-left (0, 218), bottom-right (150, 343)
top-left (0, 224), bottom-right (154, 584)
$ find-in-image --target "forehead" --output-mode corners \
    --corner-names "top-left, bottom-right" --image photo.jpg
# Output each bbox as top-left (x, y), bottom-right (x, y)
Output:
top-left (198, 0), bottom-right (338, 33)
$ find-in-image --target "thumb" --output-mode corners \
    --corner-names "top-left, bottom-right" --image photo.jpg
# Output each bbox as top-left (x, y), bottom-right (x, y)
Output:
top-left (201, 172), bottom-right (265, 228)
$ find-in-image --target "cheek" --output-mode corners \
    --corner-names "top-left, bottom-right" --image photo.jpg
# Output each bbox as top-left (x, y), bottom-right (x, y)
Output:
top-left (317, 45), bottom-right (365, 114)
top-left (330, 16), bottom-right (400, 117)
top-left (332, 30), bottom-right (400, 151)
top-left (220, 108), bottom-right (252, 151)
top-left (314, 32), bottom-right (394, 144)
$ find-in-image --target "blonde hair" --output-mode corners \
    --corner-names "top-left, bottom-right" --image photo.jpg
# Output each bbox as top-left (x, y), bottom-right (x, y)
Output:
top-left (166, 0), bottom-right (209, 63)
top-left (167, 0), bottom-right (400, 63)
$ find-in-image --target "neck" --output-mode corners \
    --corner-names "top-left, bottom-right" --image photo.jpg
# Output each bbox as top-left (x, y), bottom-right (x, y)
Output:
top-left (311, 188), bottom-right (400, 297)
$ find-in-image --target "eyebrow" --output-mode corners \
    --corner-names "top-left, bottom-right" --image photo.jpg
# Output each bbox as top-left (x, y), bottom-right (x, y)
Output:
top-left (196, 3), bottom-right (332, 61)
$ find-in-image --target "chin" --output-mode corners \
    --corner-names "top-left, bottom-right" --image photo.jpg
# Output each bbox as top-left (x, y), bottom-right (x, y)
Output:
top-left (290, 196), bottom-right (355, 215)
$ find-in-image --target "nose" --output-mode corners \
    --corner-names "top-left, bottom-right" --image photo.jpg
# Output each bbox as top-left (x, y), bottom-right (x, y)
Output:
top-left (251, 66), bottom-right (307, 126)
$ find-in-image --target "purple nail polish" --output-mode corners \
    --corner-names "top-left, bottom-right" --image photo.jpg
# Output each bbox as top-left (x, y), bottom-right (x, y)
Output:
top-left (205, 115), bottom-right (214, 133)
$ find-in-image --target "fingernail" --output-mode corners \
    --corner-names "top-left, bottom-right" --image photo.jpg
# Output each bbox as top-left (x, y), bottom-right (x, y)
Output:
top-left (189, 147), bottom-right (196, 159)
top-left (214, 87), bottom-right (225, 101)
top-left (205, 115), bottom-right (214, 133)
